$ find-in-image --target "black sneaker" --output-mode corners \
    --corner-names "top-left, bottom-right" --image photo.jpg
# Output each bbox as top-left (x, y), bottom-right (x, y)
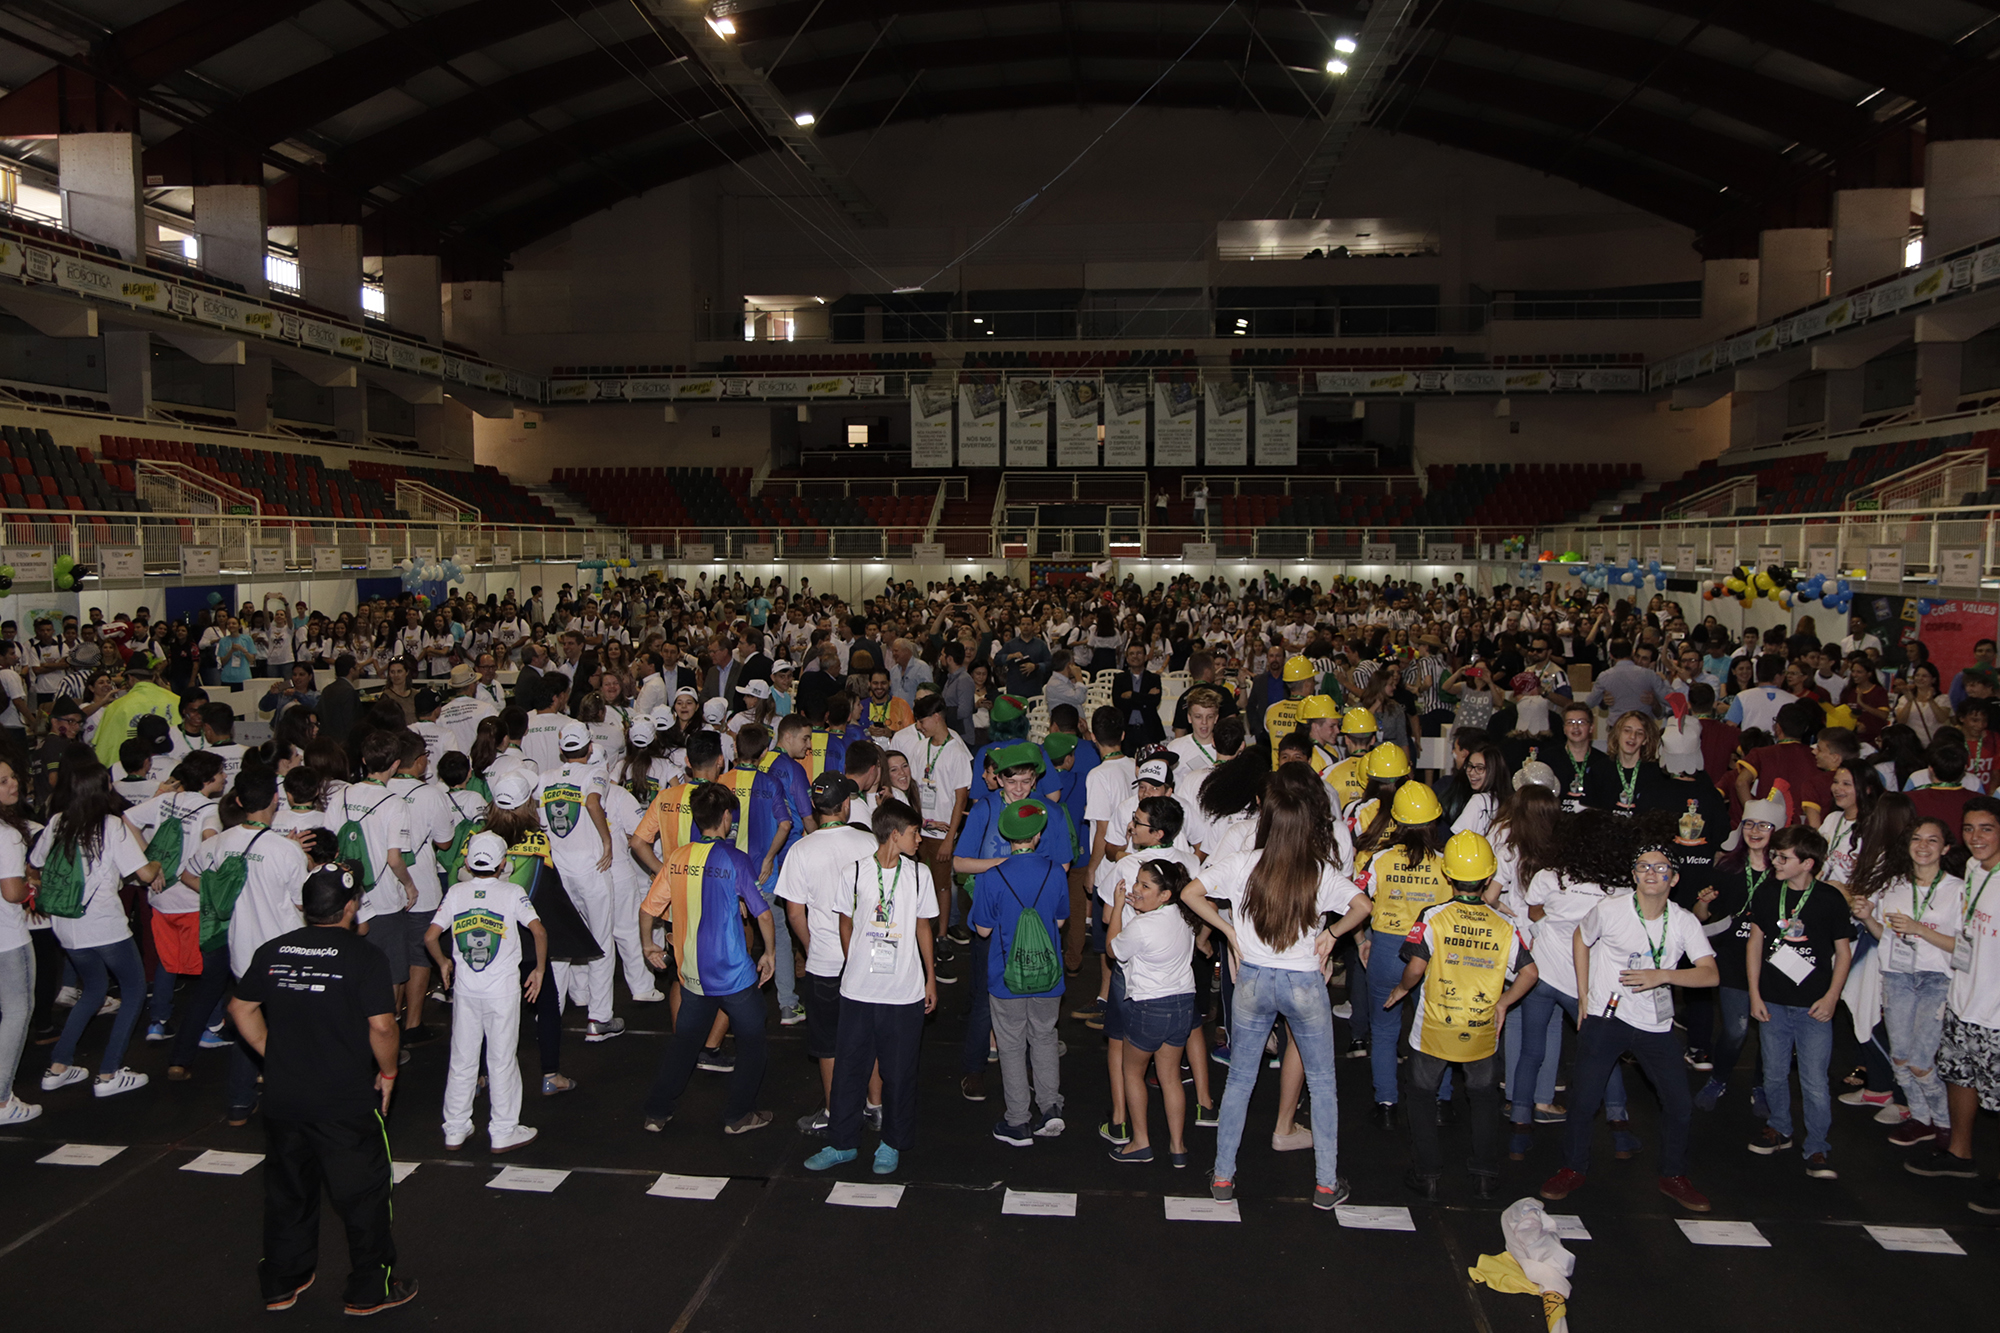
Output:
top-left (863, 1103), bottom-right (883, 1132)
top-left (1404, 1170), bottom-right (1440, 1202)
top-left (1684, 1047), bottom-right (1714, 1072)
top-left (265, 1273), bottom-right (314, 1311)
top-left (1906, 1148), bottom-right (1980, 1179)
top-left (401, 1025), bottom-right (435, 1047)
top-left (345, 1278), bottom-right (418, 1316)
top-left (1312, 1178), bottom-right (1351, 1211)
top-left (1370, 1102), bottom-right (1397, 1130)
top-left (697, 1046), bottom-right (735, 1074)
top-left (1969, 1177), bottom-right (2000, 1215)
top-left (946, 925), bottom-right (973, 945)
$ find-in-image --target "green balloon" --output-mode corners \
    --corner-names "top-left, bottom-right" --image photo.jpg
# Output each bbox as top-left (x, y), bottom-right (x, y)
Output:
top-left (53, 554), bottom-right (73, 572)
top-left (54, 573), bottom-right (73, 590)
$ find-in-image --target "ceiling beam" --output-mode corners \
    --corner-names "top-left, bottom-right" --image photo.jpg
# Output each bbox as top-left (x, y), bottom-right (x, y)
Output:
top-left (1643, 0), bottom-right (1974, 99)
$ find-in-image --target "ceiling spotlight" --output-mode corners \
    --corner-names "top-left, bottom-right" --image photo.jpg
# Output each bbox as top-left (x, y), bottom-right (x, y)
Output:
top-left (1334, 36), bottom-right (1357, 54)
top-left (794, 111), bottom-right (816, 127)
top-left (706, 15), bottom-right (735, 37)
top-left (1326, 58), bottom-right (1349, 75)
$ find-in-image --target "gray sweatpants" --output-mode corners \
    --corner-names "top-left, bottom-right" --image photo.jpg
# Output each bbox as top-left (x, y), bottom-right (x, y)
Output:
top-left (990, 994), bottom-right (1063, 1128)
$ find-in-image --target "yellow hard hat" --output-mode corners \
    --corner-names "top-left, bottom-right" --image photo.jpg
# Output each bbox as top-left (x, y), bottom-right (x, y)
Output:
top-left (1340, 706), bottom-right (1378, 736)
top-left (1281, 655), bottom-right (1317, 683)
top-left (1297, 695), bottom-right (1340, 721)
top-left (1364, 742), bottom-right (1411, 780)
top-left (1390, 780), bottom-right (1441, 826)
top-left (1443, 830), bottom-right (1498, 883)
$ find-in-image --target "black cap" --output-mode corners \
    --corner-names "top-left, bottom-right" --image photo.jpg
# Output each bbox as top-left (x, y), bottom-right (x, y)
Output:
top-left (810, 771), bottom-right (858, 811)
top-left (134, 713), bottom-right (173, 754)
top-left (412, 687), bottom-right (441, 717)
top-left (49, 698), bottom-right (81, 719)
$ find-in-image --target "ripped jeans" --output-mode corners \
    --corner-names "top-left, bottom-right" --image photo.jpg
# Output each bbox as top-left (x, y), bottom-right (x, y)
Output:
top-left (1881, 967), bottom-right (1951, 1128)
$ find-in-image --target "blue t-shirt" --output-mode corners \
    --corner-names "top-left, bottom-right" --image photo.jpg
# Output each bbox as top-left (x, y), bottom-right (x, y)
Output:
top-left (658, 836), bottom-right (767, 997)
top-left (956, 791), bottom-right (1077, 867)
top-left (749, 597), bottom-right (772, 628)
top-left (767, 752), bottom-right (813, 860)
top-left (720, 764), bottom-right (791, 887)
top-left (969, 851), bottom-right (1070, 999)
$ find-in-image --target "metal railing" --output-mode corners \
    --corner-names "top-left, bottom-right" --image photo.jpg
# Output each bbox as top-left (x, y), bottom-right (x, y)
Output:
top-left (1535, 507), bottom-right (1999, 580)
top-left (1663, 475), bottom-right (1757, 520)
top-left (1849, 449), bottom-right (1987, 512)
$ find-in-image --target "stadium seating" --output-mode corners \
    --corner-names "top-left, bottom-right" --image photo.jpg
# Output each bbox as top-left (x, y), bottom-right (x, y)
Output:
top-left (1631, 433), bottom-right (1994, 521)
top-left (551, 466), bottom-right (935, 555)
top-left (959, 350), bottom-right (1193, 370)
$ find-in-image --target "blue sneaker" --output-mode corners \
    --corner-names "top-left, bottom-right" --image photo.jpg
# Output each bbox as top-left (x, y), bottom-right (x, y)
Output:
top-left (198, 1026), bottom-right (230, 1050)
top-left (144, 1020), bottom-right (171, 1044)
top-left (1210, 1043), bottom-right (1231, 1067)
top-left (1694, 1078), bottom-right (1726, 1112)
top-left (1750, 1086), bottom-right (1770, 1121)
top-left (872, 1144), bottom-right (900, 1175)
top-left (804, 1147), bottom-right (857, 1172)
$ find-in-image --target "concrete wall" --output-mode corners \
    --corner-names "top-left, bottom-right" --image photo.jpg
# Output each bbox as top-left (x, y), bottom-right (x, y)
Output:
top-left (1414, 395), bottom-right (1730, 479)
top-left (472, 402), bottom-right (772, 483)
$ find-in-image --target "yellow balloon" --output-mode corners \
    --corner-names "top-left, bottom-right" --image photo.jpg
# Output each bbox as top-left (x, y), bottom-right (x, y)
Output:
top-left (1724, 577), bottom-right (1746, 593)
top-left (1754, 572), bottom-right (1774, 592)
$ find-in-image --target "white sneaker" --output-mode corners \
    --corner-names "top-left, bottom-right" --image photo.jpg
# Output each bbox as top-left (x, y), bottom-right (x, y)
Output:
top-left (93, 1068), bottom-right (148, 1098)
top-left (54, 986), bottom-right (81, 1007)
top-left (96, 996), bottom-right (121, 1017)
top-left (1874, 1102), bottom-right (1911, 1125)
top-left (444, 1131), bottom-right (469, 1151)
top-left (628, 989), bottom-right (667, 1004)
top-left (40, 1065), bottom-right (89, 1092)
top-left (0, 1098), bottom-right (43, 1124)
top-left (490, 1126), bottom-right (539, 1154)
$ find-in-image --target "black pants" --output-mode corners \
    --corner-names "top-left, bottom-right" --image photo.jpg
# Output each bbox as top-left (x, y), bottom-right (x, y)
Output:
top-left (168, 946), bottom-right (232, 1067)
top-left (1405, 1050), bottom-right (1501, 1178)
top-left (29, 928), bottom-right (64, 1033)
top-left (830, 998), bottom-right (924, 1152)
top-left (644, 984), bottom-right (768, 1123)
top-left (1565, 1016), bottom-right (1692, 1177)
top-left (261, 1113), bottom-right (397, 1305)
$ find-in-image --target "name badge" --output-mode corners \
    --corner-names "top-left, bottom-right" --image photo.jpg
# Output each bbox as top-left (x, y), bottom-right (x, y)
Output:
top-left (1952, 931), bottom-right (1975, 974)
top-left (1767, 942), bottom-right (1815, 985)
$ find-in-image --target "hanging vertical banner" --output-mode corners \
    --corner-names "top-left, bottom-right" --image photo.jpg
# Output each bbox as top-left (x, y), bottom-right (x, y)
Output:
top-left (1204, 381), bottom-right (1249, 466)
top-left (1253, 379), bottom-right (1299, 467)
top-left (1105, 380), bottom-right (1148, 467)
top-left (1006, 379), bottom-right (1050, 468)
top-left (1154, 379), bottom-right (1198, 466)
top-left (957, 382), bottom-right (1001, 467)
top-left (1054, 378), bottom-right (1101, 468)
top-left (910, 384), bottom-right (954, 469)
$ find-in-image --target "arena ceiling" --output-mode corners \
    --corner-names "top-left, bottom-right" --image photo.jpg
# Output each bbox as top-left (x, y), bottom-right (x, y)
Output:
top-left (0, 0), bottom-right (1997, 273)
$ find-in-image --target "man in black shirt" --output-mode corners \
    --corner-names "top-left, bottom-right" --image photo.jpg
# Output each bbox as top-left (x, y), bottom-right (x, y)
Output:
top-left (230, 865), bottom-right (416, 1317)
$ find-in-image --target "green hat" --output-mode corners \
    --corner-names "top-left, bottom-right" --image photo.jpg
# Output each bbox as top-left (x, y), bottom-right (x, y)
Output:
top-left (917, 680), bottom-right (941, 696)
top-left (994, 741), bottom-right (1044, 775)
top-left (991, 694), bottom-right (1027, 724)
top-left (998, 798), bottom-right (1049, 842)
top-left (1042, 732), bottom-right (1078, 763)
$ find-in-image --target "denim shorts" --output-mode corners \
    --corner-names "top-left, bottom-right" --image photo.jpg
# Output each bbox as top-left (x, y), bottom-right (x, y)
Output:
top-left (1103, 966), bottom-right (1128, 1042)
top-left (1123, 990), bottom-right (1195, 1054)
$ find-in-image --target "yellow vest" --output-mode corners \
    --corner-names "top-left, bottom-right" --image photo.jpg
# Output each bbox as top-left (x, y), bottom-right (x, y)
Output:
top-left (1368, 845), bottom-right (1453, 937)
top-left (1264, 696), bottom-right (1303, 767)
top-left (1327, 754), bottom-right (1367, 809)
top-left (1410, 898), bottom-right (1522, 1062)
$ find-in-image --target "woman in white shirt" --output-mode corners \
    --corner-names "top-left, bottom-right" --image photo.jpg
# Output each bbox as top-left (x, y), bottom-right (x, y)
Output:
top-left (1854, 817), bottom-right (1962, 1142)
top-left (1108, 858), bottom-right (1199, 1166)
top-left (1181, 769), bottom-right (1372, 1208)
top-left (33, 762), bottom-right (163, 1098)
top-left (0, 757), bottom-right (37, 1122)
top-left (1816, 759), bottom-right (1878, 892)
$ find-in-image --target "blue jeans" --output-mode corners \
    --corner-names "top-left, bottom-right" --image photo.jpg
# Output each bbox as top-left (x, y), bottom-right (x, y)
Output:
top-left (763, 871), bottom-right (797, 1013)
top-left (1881, 969), bottom-right (1951, 1127)
top-left (645, 984), bottom-right (768, 1124)
top-left (1503, 1003), bottom-right (1562, 1108)
top-left (1759, 1002), bottom-right (1835, 1156)
top-left (1214, 962), bottom-right (1342, 1189)
top-left (960, 934), bottom-right (992, 1075)
top-left (1366, 928), bottom-right (1451, 1104)
top-left (53, 938), bottom-right (147, 1075)
top-left (1511, 981), bottom-right (1627, 1125)
top-left (1711, 986), bottom-right (1755, 1085)
top-left (0, 943), bottom-right (32, 1100)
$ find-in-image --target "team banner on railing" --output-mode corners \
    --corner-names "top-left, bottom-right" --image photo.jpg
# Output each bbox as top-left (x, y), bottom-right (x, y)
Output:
top-left (910, 385), bottom-right (954, 469)
top-left (4, 547), bottom-right (51, 582)
top-left (1154, 380), bottom-right (1197, 466)
top-left (1054, 378), bottom-right (1101, 468)
top-left (313, 546), bottom-right (343, 572)
top-left (1254, 380), bottom-right (1299, 467)
top-left (1105, 380), bottom-right (1148, 467)
top-left (957, 383), bottom-right (1001, 467)
top-left (1204, 382), bottom-right (1248, 466)
top-left (99, 546), bottom-right (142, 579)
top-left (1006, 379), bottom-right (1050, 468)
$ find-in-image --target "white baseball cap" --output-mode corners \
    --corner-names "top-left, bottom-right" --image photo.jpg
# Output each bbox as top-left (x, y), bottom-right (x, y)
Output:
top-left (491, 771), bottom-right (533, 810)
top-left (772, 660), bottom-right (795, 675)
top-left (672, 687), bottom-right (699, 703)
top-left (464, 830), bottom-right (509, 872)
top-left (628, 717), bottom-right (657, 748)
top-left (1134, 758), bottom-right (1172, 786)
top-left (558, 720), bottom-right (591, 753)
top-left (702, 697), bottom-right (730, 726)
top-left (741, 679), bottom-right (772, 700)
top-left (651, 705), bottom-right (677, 729)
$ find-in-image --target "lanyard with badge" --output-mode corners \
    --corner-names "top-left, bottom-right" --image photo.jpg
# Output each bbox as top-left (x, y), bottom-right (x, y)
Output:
top-left (919, 739), bottom-right (944, 827)
top-left (861, 859), bottom-right (903, 973)
top-left (1893, 869), bottom-right (1947, 971)
top-left (1765, 877), bottom-right (1818, 985)
top-left (1623, 892), bottom-right (1670, 1024)
top-left (1956, 865), bottom-right (1996, 973)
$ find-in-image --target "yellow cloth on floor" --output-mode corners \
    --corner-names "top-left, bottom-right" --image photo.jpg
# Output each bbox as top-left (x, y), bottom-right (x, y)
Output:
top-left (1469, 1252), bottom-right (1568, 1333)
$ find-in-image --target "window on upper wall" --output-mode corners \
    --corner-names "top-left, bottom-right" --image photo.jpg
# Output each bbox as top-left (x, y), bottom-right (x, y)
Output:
top-left (847, 423), bottom-right (869, 445)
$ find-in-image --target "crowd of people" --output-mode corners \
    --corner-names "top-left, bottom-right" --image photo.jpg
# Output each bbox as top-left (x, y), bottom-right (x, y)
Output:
top-left (2, 565), bottom-right (1997, 1310)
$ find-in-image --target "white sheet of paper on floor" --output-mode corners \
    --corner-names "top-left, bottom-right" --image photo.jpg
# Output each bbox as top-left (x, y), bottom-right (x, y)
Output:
top-left (181, 1150), bottom-right (264, 1176)
top-left (1547, 1214), bottom-right (1591, 1240)
top-left (1677, 1219), bottom-right (1769, 1247)
top-left (38, 1143), bottom-right (126, 1167)
top-left (391, 1162), bottom-right (419, 1184)
top-left (1336, 1205), bottom-right (1418, 1232)
top-left (1001, 1189), bottom-right (1077, 1218)
top-left (648, 1173), bottom-right (729, 1201)
top-left (487, 1166), bottom-right (569, 1193)
top-left (827, 1181), bottom-right (903, 1209)
top-left (1164, 1196), bottom-right (1240, 1222)
top-left (1865, 1226), bottom-right (1965, 1256)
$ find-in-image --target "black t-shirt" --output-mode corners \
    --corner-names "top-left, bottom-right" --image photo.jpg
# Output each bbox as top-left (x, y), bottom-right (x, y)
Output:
top-left (1661, 772), bottom-right (1729, 904)
top-left (1551, 746), bottom-right (1608, 815)
top-left (1703, 863), bottom-right (1769, 990)
top-left (1748, 879), bottom-right (1857, 1007)
top-left (1581, 758), bottom-right (1674, 817)
top-left (235, 927), bottom-right (394, 1122)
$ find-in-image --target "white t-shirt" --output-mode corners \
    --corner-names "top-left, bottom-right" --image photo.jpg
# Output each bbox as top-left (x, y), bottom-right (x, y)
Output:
top-left (1877, 872), bottom-right (1964, 975)
top-left (273, 799), bottom-right (328, 836)
top-left (431, 875), bottom-right (539, 998)
top-left (1101, 842), bottom-right (1203, 906)
top-left (776, 825), bottom-right (879, 977)
top-left (520, 711), bottom-right (569, 772)
top-left (184, 823), bottom-right (311, 978)
top-left (1450, 790), bottom-right (1499, 838)
top-left (389, 776), bottom-right (455, 914)
top-left (535, 762), bottom-right (610, 883)
top-left (1085, 755), bottom-right (1139, 890)
top-left (0, 667), bottom-right (27, 728)
top-left (126, 791), bottom-right (220, 914)
top-left (1950, 862), bottom-right (2000, 1027)
top-left (1166, 733), bottom-right (1222, 788)
top-left (1575, 892), bottom-right (1714, 1033)
top-left (891, 729), bottom-right (973, 842)
top-left (1111, 900), bottom-right (1195, 1001)
top-left (1523, 869), bottom-right (1617, 997)
top-left (31, 815), bottom-right (146, 950)
top-left (0, 822), bottom-right (28, 952)
top-left (334, 782), bottom-right (413, 921)
top-left (412, 721), bottom-right (452, 775)
top-left (600, 782), bottom-right (647, 898)
top-left (1199, 847), bottom-right (1363, 972)
top-left (837, 852), bottom-right (939, 1004)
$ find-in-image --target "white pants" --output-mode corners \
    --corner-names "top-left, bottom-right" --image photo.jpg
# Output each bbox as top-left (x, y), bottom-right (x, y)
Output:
top-left (610, 864), bottom-right (662, 999)
top-left (443, 989), bottom-right (522, 1140)
top-left (560, 875), bottom-right (615, 1023)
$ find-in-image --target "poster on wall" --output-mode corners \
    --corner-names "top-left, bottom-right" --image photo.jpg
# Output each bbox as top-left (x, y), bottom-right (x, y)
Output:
top-left (1675, 545), bottom-right (1697, 573)
top-left (1006, 379), bottom-right (1050, 468)
top-left (1153, 380), bottom-right (1197, 466)
top-left (1053, 378), bottom-right (1101, 468)
top-left (1711, 544), bottom-right (1736, 574)
top-left (909, 384), bottom-right (954, 469)
top-left (1253, 380), bottom-right (1299, 467)
top-left (957, 382), bottom-right (1001, 467)
top-left (1853, 593), bottom-right (1916, 673)
top-left (1203, 381), bottom-right (1248, 466)
top-left (1867, 546), bottom-right (1905, 581)
top-left (1941, 548), bottom-right (1983, 586)
top-left (1104, 380), bottom-right (1148, 467)
top-left (1918, 600), bottom-right (1999, 685)
top-left (100, 547), bottom-right (143, 579)
top-left (250, 547), bottom-right (285, 574)
top-left (3, 547), bottom-right (51, 583)
top-left (313, 546), bottom-right (343, 572)
top-left (367, 545), bottom-right (394, 570)
top-left (180, 547), bottom-right (220, 577)
top-left (492, 544), bottom-right (512, 565)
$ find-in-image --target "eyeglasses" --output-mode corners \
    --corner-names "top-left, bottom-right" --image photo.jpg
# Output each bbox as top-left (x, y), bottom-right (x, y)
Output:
top-left (1742, 821), bottom-right (1774, 833)
top-left (1634, 863), bottom-right (1675, 880)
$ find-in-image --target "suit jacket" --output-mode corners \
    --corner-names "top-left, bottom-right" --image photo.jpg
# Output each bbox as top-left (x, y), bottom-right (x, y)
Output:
top-left (317, 677), bottom-right (361, 748)
top-left (1114, 669), bottom-right (1165, 746)
top-left (708, 652), bottom-right (772, 712)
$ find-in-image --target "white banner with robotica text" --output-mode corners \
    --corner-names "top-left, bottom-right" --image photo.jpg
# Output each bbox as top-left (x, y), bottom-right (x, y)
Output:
top-left (1254, 379), bottom-right (1298, 467)
top-left (910, 384), bottom-right (954, 469)
top-left (1154, 380), bottom-right (1197, 466)
top-left (1006, 378), bottom-right (1050, 468)
top-left (957, 382), bottom-right (1002, 467)
top-left (1203, 381), bottom-right (1248, 466)
top-left (1105, 379), bottom-right (1148, 467)
top-left (1054, 378), bottom-right (1101, 468)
